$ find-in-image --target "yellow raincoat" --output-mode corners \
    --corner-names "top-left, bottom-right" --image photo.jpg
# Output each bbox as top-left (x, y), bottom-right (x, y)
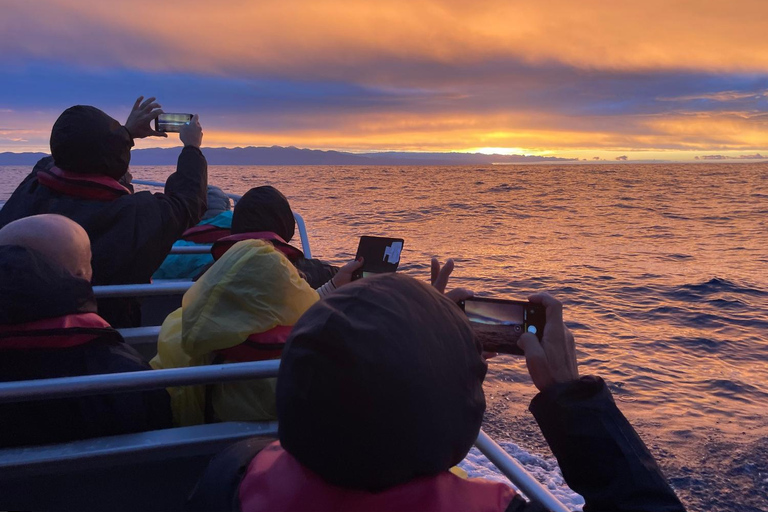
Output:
top-left (150, 239), bottom-right (319, 426)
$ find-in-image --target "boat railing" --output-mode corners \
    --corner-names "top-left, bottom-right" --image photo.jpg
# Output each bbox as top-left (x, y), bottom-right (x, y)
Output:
top-left (0, 360), bottom-right (570, 512)
top-left (94, 281), bottom-right (193, 298)
top-left (132, 179), bottom-right (312, 258)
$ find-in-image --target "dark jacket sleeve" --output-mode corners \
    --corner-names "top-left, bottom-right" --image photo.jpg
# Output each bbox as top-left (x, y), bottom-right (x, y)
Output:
top-left (529, 376), bottom-right (686, 512)
top-left (90, 145), bottom-right (208, 285)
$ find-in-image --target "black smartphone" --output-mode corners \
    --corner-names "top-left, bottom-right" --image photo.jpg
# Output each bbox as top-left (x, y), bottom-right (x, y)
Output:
top-left (353, 236), bottom-right (404, 280)
top-left (154, 113), bottom-right (193, 133)
top-left (459, 297), bottom-right (545, 356)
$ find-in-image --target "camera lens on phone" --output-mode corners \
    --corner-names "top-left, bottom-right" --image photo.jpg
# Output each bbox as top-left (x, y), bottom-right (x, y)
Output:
top-left (527, 325), bottom-right (537, 334)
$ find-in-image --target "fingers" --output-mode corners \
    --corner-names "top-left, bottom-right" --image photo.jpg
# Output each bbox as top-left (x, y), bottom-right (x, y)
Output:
top-left (340, 259), bottom-right (364, 272)
top-left (139, 96), bottom-right (158, 110)
top-left (132, 96), bottom-right (143, 111)
top-left (528, 292), bottom-right (563, 324)
top-left (517, 332), bottom-right (554, 392)
top-left (432, 258), bottom-right (454, 293)
top-left (430, 257), bottom-right (439, 285)
top-left (445, 287), bottom-right (473, 303)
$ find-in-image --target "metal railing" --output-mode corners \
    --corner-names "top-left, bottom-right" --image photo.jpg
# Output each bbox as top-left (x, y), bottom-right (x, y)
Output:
top-left (94, 281), bottom-right (192, 298)
top-left (132, 179), bottom-right (312, 258)
top-left (0, 360), bottom-right (569, 511)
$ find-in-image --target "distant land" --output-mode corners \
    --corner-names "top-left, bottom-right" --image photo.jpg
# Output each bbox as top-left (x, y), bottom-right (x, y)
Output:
top-left (0, 146), bottom-right (577, 166)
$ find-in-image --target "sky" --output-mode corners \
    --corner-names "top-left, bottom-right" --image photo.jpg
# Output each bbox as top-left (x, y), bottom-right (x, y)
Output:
top-left (1, 0), bottom-right (767, 161)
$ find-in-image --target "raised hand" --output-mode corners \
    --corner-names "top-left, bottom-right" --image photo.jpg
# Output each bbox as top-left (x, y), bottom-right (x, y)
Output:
top-left (517, 292), bottom-right (579, 391)
top-left (180, 114), bottom-right (203, 149)
top-left (124, 96), bottom-right (166, 139)
top-left (431, 257), bottom-right (473, 303)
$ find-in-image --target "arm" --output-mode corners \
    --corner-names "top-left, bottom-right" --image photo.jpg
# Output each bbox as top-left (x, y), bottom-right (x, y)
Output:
top-left (530, 377), bottom-right (685, 512)
top-left (516, 294), bottom-right (685, 512)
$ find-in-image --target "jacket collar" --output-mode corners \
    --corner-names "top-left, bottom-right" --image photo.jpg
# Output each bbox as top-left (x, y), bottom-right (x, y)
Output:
top-left (211, 232), bottom-right (304, 262)
top-left (0, 312), bottom-right (119, 350)
top-left (37, 166), bottom-right (131, 201)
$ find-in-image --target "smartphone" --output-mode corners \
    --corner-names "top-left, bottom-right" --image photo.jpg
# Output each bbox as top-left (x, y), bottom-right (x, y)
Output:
top-left (353, 236), bottom-right (404, 280)
top-left (459, 297), bottom-right (545, 356)
top-left (155, 113), bottom-right (193, 133)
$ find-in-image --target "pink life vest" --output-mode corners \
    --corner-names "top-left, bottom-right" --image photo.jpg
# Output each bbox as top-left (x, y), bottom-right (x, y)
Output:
top-left (239, 441), bottom-right (517, 512)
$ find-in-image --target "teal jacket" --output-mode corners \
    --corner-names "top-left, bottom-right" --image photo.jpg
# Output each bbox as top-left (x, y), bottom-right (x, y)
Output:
top-left (153, 211), bottom-right (233, 280)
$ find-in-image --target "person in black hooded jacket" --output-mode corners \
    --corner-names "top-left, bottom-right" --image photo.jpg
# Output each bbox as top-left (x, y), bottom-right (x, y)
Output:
top-left (188, 273), bottom-right (686, 512)
top-left (0, 97), bottom-right (207, 327)
top-left (207, 185), bottom-right (338, 288)
top-left (0, 215), bottom-right (172, 447)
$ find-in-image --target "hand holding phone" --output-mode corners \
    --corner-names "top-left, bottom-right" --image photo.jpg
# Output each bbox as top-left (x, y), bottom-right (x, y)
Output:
top-left (155, 113), bottom-right (194, 133)
top-left (353, 236), bottom-right (404, 280)
top-left (459, 297), bottom-right (546, 356)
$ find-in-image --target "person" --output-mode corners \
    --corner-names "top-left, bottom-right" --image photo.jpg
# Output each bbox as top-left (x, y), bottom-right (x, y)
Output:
top-left (207, 186), bottom-right (338, 288)
top-left (150, 239), bottom-right (362, 426)
top-left (188, 273), bottom-right (686, 512)
top-left (0, 97), bottom-right (208, 327)
top-left (0, 215), bottom-right (172, 447)
top-left (153, 185), bottom-right (233, 280)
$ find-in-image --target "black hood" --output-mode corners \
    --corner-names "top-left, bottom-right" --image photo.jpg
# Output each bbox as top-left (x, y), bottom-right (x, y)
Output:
top-left (0, 245), bottom-right (96, 325)
top-left (231, 186), bottom-right (295, 242)
top-left (50, 105), bottom-right (132, 179)
top-left (277, 273), bottom-right (487, 491)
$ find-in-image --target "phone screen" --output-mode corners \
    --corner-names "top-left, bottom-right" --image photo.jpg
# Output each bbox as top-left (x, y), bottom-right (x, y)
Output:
top-left (155, 113), bottom-right (193, 132)
top-left (461, 298), bottom-right (545, 355)
top-left (353, 236), bottom-right (404, 279)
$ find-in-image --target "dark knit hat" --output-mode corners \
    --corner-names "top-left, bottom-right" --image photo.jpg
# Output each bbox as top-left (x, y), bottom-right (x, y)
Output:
top-left (231, 186), bottom-right (295, 242)
top-left (50, 105), bottom-right (132, 179)
top-left (277, 273), bottom-right (487, 491)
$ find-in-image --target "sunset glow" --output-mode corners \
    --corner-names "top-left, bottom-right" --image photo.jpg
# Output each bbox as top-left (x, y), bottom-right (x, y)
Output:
top-left (1, 0), bottom-right (767, 160)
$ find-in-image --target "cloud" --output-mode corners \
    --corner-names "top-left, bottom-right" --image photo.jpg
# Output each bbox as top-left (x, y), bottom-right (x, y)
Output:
top-left (1, 2), bottom-right (768, 154)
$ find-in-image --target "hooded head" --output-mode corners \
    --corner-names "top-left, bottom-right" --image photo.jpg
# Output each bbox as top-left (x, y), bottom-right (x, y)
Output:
top-left (202, 185), bottom-right (232, 220)
top-left (50, 105), bottom-right (132, 179)
top-left (179, 239), bottom-right (318, 357)
top-left (231, 186), bottom-right (295, 242)
top-left (277, 273), bottom-right (487, 491)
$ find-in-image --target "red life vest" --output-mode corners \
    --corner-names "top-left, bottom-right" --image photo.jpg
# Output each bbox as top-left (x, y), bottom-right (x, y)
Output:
top-left (37, 166), bottom-right (131, 202)
top-left (181, 224), bottom-right (232, 244)
top-left (211, 232), bottom-right (303, 263)
top-left (239, 441), bottom-right (517, 512)
top-left (216, 325), bottom-right (293, 362)
top-left (0, 313), bottom-right (117, 350)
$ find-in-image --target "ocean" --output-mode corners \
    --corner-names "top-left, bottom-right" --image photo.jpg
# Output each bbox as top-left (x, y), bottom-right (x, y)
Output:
top-left (1, 162), bottom-right (767, 511)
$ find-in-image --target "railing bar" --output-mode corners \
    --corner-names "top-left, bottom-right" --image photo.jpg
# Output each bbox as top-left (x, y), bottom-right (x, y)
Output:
top-left (0, 360), bottom-right (280, 404)
top-left (475, 430), bottom-right (570, 512)
top-left (94, 282), bottom-right (192, 298)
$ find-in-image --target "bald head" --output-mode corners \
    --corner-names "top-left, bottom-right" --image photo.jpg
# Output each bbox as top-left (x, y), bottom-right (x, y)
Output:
top-left (0, 214), bottom-right (92, 281)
